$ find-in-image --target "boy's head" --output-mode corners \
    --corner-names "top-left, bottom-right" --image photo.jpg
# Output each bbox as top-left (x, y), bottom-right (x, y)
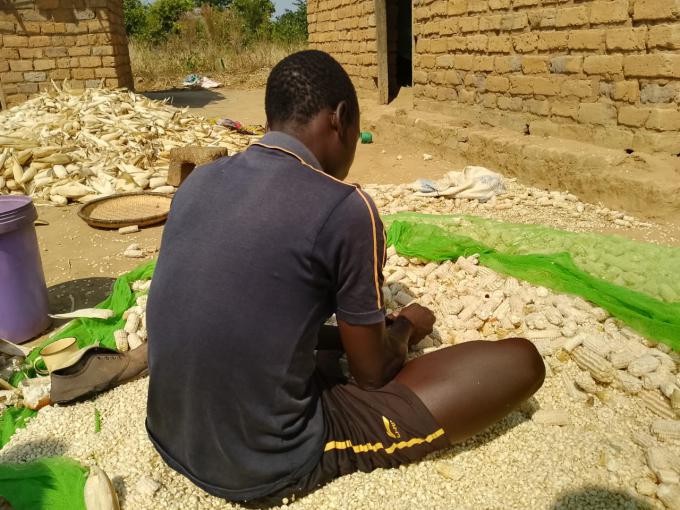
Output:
top-left (265, 50), bottom-right (360, 180)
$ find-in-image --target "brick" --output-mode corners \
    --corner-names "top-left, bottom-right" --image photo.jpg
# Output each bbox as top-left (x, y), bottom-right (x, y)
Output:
top-left (633, 0), bottom-right (680, 20)
top-left (522, 56), bottom-right (549, 74)
top-left (552, 101), bottom-right (579, 120)
top-left (18, 48), bottom-right (42, 59)
top-left (590, 0), bottom-right (630, 24)
top-left (33, 59), bottom-right (56, 71)
top-left (495, 55), bottom-right (522, 73)
top-left (102, 56), bottom-right (117, 67)
top-left (497, 96), bottom-right (523, 111)
top-left (640, 83), bottom-right (679, 103)
top-left (646, 108), bottom-right (680, 131)
top-left (501, 13), bottom-right (528, 31)
top-left (430, 38), bottom-right (448, 53)
top-left (1, 48), bottom-right (19, 59)
top-left (556, 6), bottom-right (589, 27)
top-left (612, 81), bottom-right (640, 102)
top-left (458, 88), bottom-right (476, 103)
top-left (578, 102), bottom-right (617, 125)
top-left (436, 86), bottom-right (457, 101)
top-left (42, 46), bottom-right (67, 58)
top-left (488, 35), bottom-right (512, 53)
top-left (468, 0), bottom-right (487, 12)
top-left (429, 72), bottom-right (445, 85)
top-left (448, 37), bottom-right (467, 51)
top-left (624, 54), bottom-right (680, 78)
top-left (550, 56), bottom-right (583, 74)
top-left (459, 16), bottom-right (479, 32)
top-left (0, 60), bottom-right (7, 73)
top-left (568, 29), bottom-right (605, 50)
top-left (68, 46), bottom-right (91, 57)
top-left (414, 70), bottom-right (428, 84)
top-left (509, 76), bottom-right (534, 95)
top-left (524, 98), bottom-right (550, 116)
top-left (648, 24), bottom-right (680, 50)
top-left (2, 35), bottom-right (28, 47)
top-left (23, 71), bottom-right (47, 82)
top-left (447, 0), bottom-right (467, 16)
top-left (474, 56), bottom-right (495, 72)
top-left (72, 68), bottom-right (95, 80)
top-left (583, 55), bottom-right (623, 76)
top-left (17, 82), bottom-right (38, 94)
top-left (537, 31), bottom-right (569, 51)
top-left (454, 55), bottom-right (475, 70)
top-left (632, 131), bottom-right (680, 154)
top-left (29, 36), bottom-right (51, 47)
top-left (530, 120), bottom-right (560, 137)
top-left (95, 67), bottom-right (120, 78)
top-left (55, 57), bottom-right (72, 69)
top-left (489, 0), bottom-right (510, 8)
top-left (479, 15), bottom-right (502, 31)
top-left (0, 21), bottom-right (15, 33)
top-left (467, 35), bottom-right (488, 51)
top-left (606, 28), bottom-right (647, 51)
top-left (534, 77), bottom-right (561, 96)
top-left (9, 60), bottom-right (33, 72)
top-left (444, 70), bottom-right (462, 85)
top-left (619, 106), bottom-right (651, 126)
top-left (513, 32), bottom-right (538, 53)
top-left (486, 76), bottom-right (510, 92)
top-left (561, 79), bottom-right (596, 98)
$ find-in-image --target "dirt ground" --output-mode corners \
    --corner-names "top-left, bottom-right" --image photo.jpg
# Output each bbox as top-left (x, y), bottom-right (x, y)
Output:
top-left (33, 86), bottom-right (677, 315)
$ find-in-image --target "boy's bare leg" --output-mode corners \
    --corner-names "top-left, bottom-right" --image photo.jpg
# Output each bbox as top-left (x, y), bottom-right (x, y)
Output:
top-left (395, 337), bottom-right (545, 444)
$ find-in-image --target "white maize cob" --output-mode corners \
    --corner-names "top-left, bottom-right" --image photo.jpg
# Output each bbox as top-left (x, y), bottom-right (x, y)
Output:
top-left (582, 335), bottom-right (612, 359)
top-left (609, 350), bottom-right (636, 370)
top-left (650, 419), bottom-right (680, 442)
top-left (503, 277), bottom-right (520, 297)
top-left (672, 388), bottom-right (680, 410)
top-left (643, 370), bottom-right (674, 391)
top-left (124, 312), bottom-right (140, 334)
top-left (616, 370), bottom-right (642, 395)
top-left (561, 320), bottom-right (578, 338)
top-left (386, 270), bottom-right (406, 284)
top-left (382, 286), bottom-right (393, 304)
top-left (645, 447), bottom-right (680, 481)
top-left (476, 291), bottom-right (504, 321)
top-left (657, 484), bottom-right (680, 510)
top-left (660, 383), bottom-right (678, 400)
top-left (394, 291), bottom-right (414, 306)
top-left (531, 409), bottom-right (570, 426)
top-left (492, 298), bottom-right (510, 319)
top-left (531, 338), bottom-right (561, 357)
top-left (524, 329), bottom-right (562, 341)
top-left (444, 299), bottom-right (464, 316)
top-left (590, 307), bottom-right (609, 322)
top-left (561, 373), bottom-right (588, 402)
top-left (419, 262), bottom-right (438, 278)
top-left (563, 335), bottom-right (583, 353)
top-left (635, 478), bottom-right (657, 497)
top-left (571, 346), bottom-right (614, 383)
top-left (386, 246), bottom-right (397, 258)
top-left (114, 330), bottom-right (129, 352)
top-left (128, 332), bottom-right (144, 350)
top-left (640, 391), bottom-right (676, 419)
top-left (459, 297), bottom-right (482, 321)
top-left (543, 307), bottom-right (563, 327)
top-left (525, 313), bottom-right (548, 330)
top-left (574, 371), bottom-right (599, 394)
top-left (631, 431), bottom-right (656, 449)
top-left (456, 256), bottom-right (478, 276)
top-left (432, 261), bottom-right (453, 279)
top-left (628, 355), bottom-right (661, 377)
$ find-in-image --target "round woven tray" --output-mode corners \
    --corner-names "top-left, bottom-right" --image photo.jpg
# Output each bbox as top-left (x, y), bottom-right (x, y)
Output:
top-left (78, 192), bottom-right (173, 229)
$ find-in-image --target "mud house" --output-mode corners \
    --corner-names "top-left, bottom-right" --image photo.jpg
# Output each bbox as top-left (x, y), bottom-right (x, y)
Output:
top-left (0, 0), bottom-right (133, 109)
top-left (307, 0), bottom-right (680, 154)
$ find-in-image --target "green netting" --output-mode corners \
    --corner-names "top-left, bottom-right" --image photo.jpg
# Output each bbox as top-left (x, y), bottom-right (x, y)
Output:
top-left (0, 408), bottom-right (37, 449)
top-left (0, 457), bottom-right (87, 510)
top-left (384, 213), bottom-right (680, 351)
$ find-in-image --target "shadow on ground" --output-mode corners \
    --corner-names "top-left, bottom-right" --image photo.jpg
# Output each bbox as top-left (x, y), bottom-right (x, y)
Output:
top-left (142, 88), bottom-right (225, 109)
top-left (551, 487), bottom-right (653, 509)
top-left (48, 277), bottom-right (116, 329)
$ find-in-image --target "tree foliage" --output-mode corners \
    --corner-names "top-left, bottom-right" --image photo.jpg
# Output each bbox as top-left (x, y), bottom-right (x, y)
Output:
top-left (272, 0), bottom-right (307, 44)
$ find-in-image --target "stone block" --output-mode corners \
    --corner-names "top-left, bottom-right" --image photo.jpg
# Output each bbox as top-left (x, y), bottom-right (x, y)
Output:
top-left (561, 79), bottom-right (596, 98)
top-left (509, 76), bottom-right (534, 94)
top-left (447, 0), bottom-right (468, 16)
top-left (79, 56), bottom-right (101, 68)
top-left (533, 77), bottom-right (561, 96)
top-left (488, 35), bottom-right (512, 53)
top-left (606, 28), bottom-right (647, 51)
top-left (9, 60), bottom-right (33, 72)
top-left (19, 48), bottom-right (43, 59)
top-left (1, 48), bottom-right (19, 59)
top-left (489, 0), bottom-right (510, 8)
top-left (632, 131), bottom-right (680, 154)
top-left (537, 31), bottom-right (569, 50)
top-left (459, 16), bottom-right (480, 32)
top-left (17, 82), bottom-right (38, 94)
top-left (29, 36), bottom-right (51, 47)
top-left (413, 70), bottom-right (428, 84)
top-left (590, 0), bottom-right (630, 24)
top-left (640, 83), bottom-right (679, 103)
top-left (445, 70), bottom-right (462, 85)
top-left (486, 76), bottom-right (510, 92)
top-left (578, 102), bottom-right (617, 125)
top-left (501, 13), bottom-right (528, 31)
top-left (583, 55), bottom-right (623, 76)
top-left (495, 55), bottom-right (522, 73)
top-left (44, 47), bottom-right (68, 58)
top-left (550, 56), bottom-right (583, 74)
top-left (467, 35), bottom-right (488, 51)
top-left (592, 126), bottom-right (635, 151)
top-left (92, 46), bottom-right (115, 56)
top-left (2, 35), bottom-right (28, 47)
top-left (33, 59), bottom-right (56, 71)
top-left (473, 56), bottom-right (495, 72)
top-left (50, 68), bottom-right (70, 80)
top-left (454, 55), bottom-right (475, 70)
top-left (479, 15), bottom-right (502, 32)
top-left (513, 32), bottom-right (538, 52)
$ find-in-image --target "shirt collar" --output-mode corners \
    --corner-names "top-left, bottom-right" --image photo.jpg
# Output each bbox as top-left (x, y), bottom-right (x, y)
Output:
top-left (257, 131), bottom-right (323, 170)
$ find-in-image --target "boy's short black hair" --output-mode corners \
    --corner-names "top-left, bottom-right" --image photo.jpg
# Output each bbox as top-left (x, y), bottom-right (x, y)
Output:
top-left (265, 50), bottom-right (359, 127)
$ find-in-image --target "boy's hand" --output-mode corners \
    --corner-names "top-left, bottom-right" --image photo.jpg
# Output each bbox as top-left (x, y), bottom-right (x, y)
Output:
top-left (392, 304), bottom-right (435, 345)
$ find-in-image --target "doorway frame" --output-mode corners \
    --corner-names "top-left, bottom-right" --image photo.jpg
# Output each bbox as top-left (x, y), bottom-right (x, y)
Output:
top-left (374, 0), bottom-right (414, 104)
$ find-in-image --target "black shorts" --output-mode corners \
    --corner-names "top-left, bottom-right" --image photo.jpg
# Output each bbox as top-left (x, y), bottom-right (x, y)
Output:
top-left (244, 374), bottom-right (448, 508)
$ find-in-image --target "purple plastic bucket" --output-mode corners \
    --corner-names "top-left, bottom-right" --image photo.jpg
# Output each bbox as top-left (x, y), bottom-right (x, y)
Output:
top-left (0, 196), bottom-right (50, 344)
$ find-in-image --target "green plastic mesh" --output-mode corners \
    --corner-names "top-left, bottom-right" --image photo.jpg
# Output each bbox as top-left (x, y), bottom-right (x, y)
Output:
top-left (385, 213), bottom-right (680, 351)
top-left (0, 457), bottom-right (87, 510)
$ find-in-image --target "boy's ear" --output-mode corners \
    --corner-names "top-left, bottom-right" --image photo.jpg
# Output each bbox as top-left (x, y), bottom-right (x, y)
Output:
top-left (332, 101), bottom-right (348, 135)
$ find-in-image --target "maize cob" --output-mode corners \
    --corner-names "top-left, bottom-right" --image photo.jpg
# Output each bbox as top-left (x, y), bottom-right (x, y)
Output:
top-left (650, 419), bottom-right (680, 442)
top-left (543, 307), bottom-right (563, 327)
top-left (628, 355), bottom-right (661, 377)
top-left (458, 297), bottom-right (482, 321)
top-left (128, 333), bottom-right (144, 350)
top-left (574, 371), bottom-right (599, 394)
top-left (503, 277), bottom-right (520, 297)
top-left (532, 409), bottom-right (570, 426)
top-left (476, 291), bottom-right (504, 321)
top-left (530, 338), bottom-right (561, 357)
top-left (419, 262), bottom-right (438, 278)
top-left (582, 335), bottom-right (612, 359)
top-left (643, 370), bottom-right (674, 391)
top-left (616, 370), bottom-right (642, 395)
top-left (609, 350), bottom-right (636, 370)
top-left (561, 373), bottom-right (588, 402)
top-left (432, 261), bottom-right (452, 279)
top-left (561, 320), bottom-right (578, 338)
top-left (456, 256), bottom-right (478, 276)
top-left (631, 431), bottom-right (656, 449)
top-left (672, 388), bottom-right (680, 411)
top-left (386, 269), bottom-right (405, 284)
top-left (657, 484), bottom-right (680, 510)
top-left (114, 330), bottom-right (129, 352)
top-left (640, 391), bottom-right (676, 419)
top-left (124, 313), bottom-right (140, 334)
top-left (444, 298), bottom-right (463, 317)
top-left (563, 335), bottom-right (583, 353)
top-left (571, 346), bottom-right (614, 383)
top-left (394, 291), bottom-right (413, 306)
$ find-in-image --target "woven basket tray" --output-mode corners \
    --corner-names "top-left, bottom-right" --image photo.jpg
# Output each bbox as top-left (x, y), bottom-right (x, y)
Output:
top-left (78, 192), bottom-right (173, 229)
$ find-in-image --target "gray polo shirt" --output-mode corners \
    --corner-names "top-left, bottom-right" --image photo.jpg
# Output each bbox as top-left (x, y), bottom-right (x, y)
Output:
top-left (146, 131), bottom-right (386, 501)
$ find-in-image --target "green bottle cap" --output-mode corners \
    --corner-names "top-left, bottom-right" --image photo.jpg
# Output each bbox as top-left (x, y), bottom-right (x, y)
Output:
top-left (360, 131), bottom-right (373, 144)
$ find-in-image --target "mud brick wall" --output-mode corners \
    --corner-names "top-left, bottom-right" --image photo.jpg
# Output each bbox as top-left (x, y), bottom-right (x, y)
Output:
top-left (307, 0), bottom-right (379, 91)
top-left (413, 0), bottom-right (680, 154)
top-left (0, 0), bottom-right (133, 109)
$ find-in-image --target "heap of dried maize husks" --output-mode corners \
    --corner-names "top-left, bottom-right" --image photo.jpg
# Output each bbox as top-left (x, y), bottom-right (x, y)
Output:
top-left (0, 82), bottom-right (256, 204)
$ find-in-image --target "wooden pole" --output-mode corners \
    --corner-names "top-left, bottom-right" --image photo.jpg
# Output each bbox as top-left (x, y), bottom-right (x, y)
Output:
top-left (374, 0), bottom-right (389, 104)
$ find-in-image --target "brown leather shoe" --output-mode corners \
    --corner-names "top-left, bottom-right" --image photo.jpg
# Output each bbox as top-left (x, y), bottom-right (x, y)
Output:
top-left (50, 343), bottom-right (148, 404)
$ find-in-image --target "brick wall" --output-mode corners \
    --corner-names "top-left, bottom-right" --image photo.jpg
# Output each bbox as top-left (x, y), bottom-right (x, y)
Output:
top-left (0, 0), bottom-right (133, 109)
top-left (307, 0), bottom-right (379, 91)
top-left (414, 0), bottom-right (680, 154)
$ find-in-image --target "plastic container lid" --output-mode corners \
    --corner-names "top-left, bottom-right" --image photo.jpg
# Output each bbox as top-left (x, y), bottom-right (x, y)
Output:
top-left (0, 196), bottom-right (37, 235)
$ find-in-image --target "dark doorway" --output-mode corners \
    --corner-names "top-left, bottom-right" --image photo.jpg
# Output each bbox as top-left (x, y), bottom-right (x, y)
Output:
top-left (376, 0), bottom-right (412, 104)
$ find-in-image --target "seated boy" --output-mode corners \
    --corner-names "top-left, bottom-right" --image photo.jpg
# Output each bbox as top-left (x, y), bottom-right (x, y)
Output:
top-left (146, 50), bottom-right (545, 507)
